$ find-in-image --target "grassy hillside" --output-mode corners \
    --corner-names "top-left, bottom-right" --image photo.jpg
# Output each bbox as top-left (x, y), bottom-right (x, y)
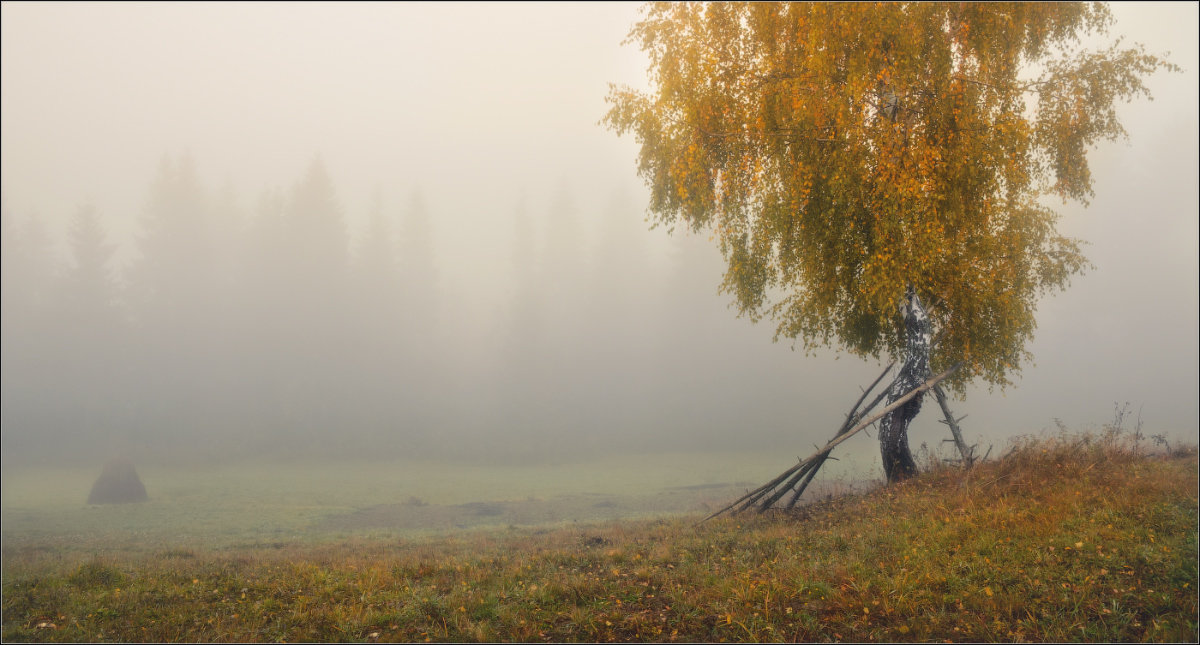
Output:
top-left (3, 429), bottom-right (1196, 642)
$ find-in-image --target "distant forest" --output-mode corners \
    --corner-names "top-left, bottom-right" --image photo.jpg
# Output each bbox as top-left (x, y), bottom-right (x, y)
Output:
top-left (2, 154), bottom-right (813, 466)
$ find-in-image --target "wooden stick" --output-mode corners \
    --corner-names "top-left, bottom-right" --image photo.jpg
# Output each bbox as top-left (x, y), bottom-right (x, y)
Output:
top-left (933, 384), bottom-right (973, 466)
top-left (767, 362), bottom-right (897, 510)
top-left (784, 452), bottom-right (827, 509)
top-left (769, 364), bottom-right (897, 511)
top-left (796, 363), bottom-right (962, 460)
top-left (704, 362), bottom-right (962, 520)
top-left (840, 362), bottom-right (896, 436)
top-left (705, 362), bottom-right (896, 519)
top-left (757, 458), bottom-right (819, 511)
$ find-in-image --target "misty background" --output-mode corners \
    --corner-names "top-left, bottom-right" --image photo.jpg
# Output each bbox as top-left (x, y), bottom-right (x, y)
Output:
top-left (2, 3), bottom-right (1197, 471)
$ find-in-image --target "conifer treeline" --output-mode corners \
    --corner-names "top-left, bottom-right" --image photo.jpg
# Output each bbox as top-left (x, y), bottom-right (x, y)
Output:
top-left (2, 154), bottom-right (798, 465)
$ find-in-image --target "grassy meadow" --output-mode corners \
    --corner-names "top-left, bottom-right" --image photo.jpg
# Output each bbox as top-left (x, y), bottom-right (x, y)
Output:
top-left (2, 429), bottom-right (1196, 642)
top-left (1, 449), bottom-right (875, 550)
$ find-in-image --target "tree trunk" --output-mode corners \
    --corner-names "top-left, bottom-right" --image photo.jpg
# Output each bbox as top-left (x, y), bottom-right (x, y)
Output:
top-left (879, 286), bottom-right (932, 483)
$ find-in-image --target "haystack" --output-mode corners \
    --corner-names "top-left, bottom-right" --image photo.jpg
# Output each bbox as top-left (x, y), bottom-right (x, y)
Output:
top-left (87, 458), bottom-right (148, 504)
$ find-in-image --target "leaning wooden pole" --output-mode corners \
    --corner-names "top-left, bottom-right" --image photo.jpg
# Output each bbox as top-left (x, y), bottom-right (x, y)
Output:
top-left (757, 363), bottom-right (897, 512)
top-left (932, 384), bottom-right (974, 465)
top-left (840, 361), bottom-right (898, 437)
top-left (704, 362), bottom-right (963, 521)
top-left (711, 362), bottom-right (895, 517)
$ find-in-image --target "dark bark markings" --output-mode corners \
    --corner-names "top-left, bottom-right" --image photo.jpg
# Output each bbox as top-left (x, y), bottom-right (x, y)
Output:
top-left (879, 286), bottom-right (932, 483)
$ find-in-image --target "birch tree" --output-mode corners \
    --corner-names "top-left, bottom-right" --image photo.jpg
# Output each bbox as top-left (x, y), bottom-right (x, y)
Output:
top-left (604, 2), bottom-right (1176, 482)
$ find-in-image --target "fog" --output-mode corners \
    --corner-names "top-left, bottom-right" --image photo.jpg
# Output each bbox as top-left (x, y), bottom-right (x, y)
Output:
top-left (2, 2), bottom-right (1197, 473)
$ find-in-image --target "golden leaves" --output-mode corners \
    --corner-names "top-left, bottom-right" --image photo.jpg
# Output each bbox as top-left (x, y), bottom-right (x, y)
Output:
top-left (606, 1), bottom-right (1166, 387)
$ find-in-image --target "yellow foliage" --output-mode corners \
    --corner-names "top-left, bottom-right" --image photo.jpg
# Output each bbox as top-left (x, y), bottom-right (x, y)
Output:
top-left (604, 2), bottom-right (1175, 389)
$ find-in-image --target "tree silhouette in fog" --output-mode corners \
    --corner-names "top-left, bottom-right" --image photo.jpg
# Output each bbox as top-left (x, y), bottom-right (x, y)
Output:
top-left (129, 154), bottom-right (213, 329)
top-left (62, 204), bottom-right (121, 325)
top-left (1, 205), bottom-right (62, 455)
top-left (0, 205), bottom-right (56, 326)
top-left (1, 151), bottom-right (865, 466)
top-left (55, 204), bottom-right (128, 450)
top-left (398, 190), bottom-right (438, 326)
top-left (283, 157), bottom-right (349, 299)
top-left (355, 189), bottom-right (400, 301)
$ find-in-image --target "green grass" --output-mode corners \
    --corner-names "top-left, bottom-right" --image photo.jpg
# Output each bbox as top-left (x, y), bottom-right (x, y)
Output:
top-left (3, 431), bottom-right (1196, 642)
top-left (3, 450), bottom-right (853, 550)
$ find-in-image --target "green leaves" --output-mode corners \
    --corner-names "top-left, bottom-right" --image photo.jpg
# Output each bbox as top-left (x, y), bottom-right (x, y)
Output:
top-left (605, 2), bottom-right (1175, 390)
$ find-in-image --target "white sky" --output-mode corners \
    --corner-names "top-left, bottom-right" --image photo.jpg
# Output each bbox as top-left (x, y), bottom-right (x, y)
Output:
top-left (2, 1), bottom-right (1197, 446)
